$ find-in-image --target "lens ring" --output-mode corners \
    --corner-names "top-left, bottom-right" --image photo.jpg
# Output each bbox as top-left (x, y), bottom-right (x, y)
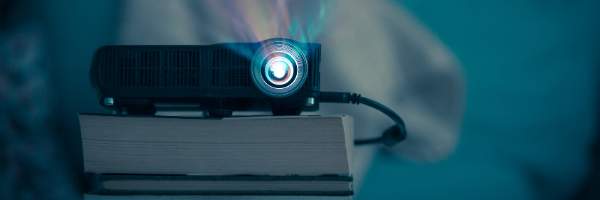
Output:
top-left (251, 39), bottom-right (308, 98)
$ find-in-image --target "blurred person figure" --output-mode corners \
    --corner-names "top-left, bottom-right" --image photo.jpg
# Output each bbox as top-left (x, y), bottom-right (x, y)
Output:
top-left (118, 0), bottom-right (464, 194)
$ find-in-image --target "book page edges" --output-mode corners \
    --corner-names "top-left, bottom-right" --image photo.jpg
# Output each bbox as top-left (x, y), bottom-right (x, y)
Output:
top-left (341, 115), bottom-right (353, 175)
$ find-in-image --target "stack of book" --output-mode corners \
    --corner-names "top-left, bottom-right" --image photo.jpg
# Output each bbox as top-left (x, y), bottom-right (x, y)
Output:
top-left (79, 114), bottom-right (354, 200)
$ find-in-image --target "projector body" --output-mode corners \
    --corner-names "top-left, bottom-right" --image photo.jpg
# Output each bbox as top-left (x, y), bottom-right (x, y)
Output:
top-left (90, 38), bottom-right (321, 116)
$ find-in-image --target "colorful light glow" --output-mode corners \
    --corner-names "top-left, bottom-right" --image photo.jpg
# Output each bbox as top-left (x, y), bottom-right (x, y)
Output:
top-left (218, 0), bottom-right (333, 44)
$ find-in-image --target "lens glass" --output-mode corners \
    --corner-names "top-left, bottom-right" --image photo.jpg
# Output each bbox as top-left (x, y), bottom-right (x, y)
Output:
top-left (264, 57), bottom-right (294, 86)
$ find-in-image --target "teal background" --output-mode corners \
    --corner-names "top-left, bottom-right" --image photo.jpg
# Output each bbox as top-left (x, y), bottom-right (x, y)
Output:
top-left (16, 0), bottom-right (600, 199)
top-left (359, 1), bottom-right (600, 199)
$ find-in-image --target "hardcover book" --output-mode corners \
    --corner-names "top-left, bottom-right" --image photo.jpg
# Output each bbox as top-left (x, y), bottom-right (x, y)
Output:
top-left (79, 114), bottom-right (354, 176)
top-left (84, 194), bottom-right (352, 200)
top-left (94, 175), bottom-right (353, 196)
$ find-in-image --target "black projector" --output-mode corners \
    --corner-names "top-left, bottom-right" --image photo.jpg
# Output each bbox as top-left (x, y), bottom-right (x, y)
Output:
top-left (90, 38), bottom-right (321, 117)
top-left (90, 38), bottom-right (409, 146)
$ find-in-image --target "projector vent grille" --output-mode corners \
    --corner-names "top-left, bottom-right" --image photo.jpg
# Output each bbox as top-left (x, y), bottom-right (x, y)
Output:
top-left (99, 48), bottom-right (252, 87)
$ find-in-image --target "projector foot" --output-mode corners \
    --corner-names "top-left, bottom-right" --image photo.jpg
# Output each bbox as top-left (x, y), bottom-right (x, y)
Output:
top-left (272, 108), bottom-right (302, 116)
top-left (126, 105), bottom-right (157, 115)
top-left (208, 109), bottom-right (233, 117)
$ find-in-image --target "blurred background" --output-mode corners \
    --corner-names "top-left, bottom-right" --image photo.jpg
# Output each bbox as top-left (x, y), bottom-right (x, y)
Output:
top-left (1, 0), bottom-right (599, 200)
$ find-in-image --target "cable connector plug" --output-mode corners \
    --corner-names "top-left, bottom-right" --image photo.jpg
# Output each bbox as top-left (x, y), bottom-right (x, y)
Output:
top-left (319, 92), bottom-right (360, 104)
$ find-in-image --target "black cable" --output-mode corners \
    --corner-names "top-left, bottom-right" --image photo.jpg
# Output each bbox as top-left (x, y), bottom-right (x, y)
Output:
top-left (354, 137), bottom-right (382, 145)
top-left (319, 91), bottom-right (407, 147)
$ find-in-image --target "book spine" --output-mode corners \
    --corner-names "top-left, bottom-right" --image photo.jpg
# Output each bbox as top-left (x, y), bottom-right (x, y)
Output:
top-left (97, 190), bottom-right (354, 196)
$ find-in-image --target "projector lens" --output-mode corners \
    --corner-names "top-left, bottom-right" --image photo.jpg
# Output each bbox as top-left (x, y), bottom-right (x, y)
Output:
top-left (265, 57), bottom-right (294, 86)
top-left (251, 39), bottom-right (308, 98)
